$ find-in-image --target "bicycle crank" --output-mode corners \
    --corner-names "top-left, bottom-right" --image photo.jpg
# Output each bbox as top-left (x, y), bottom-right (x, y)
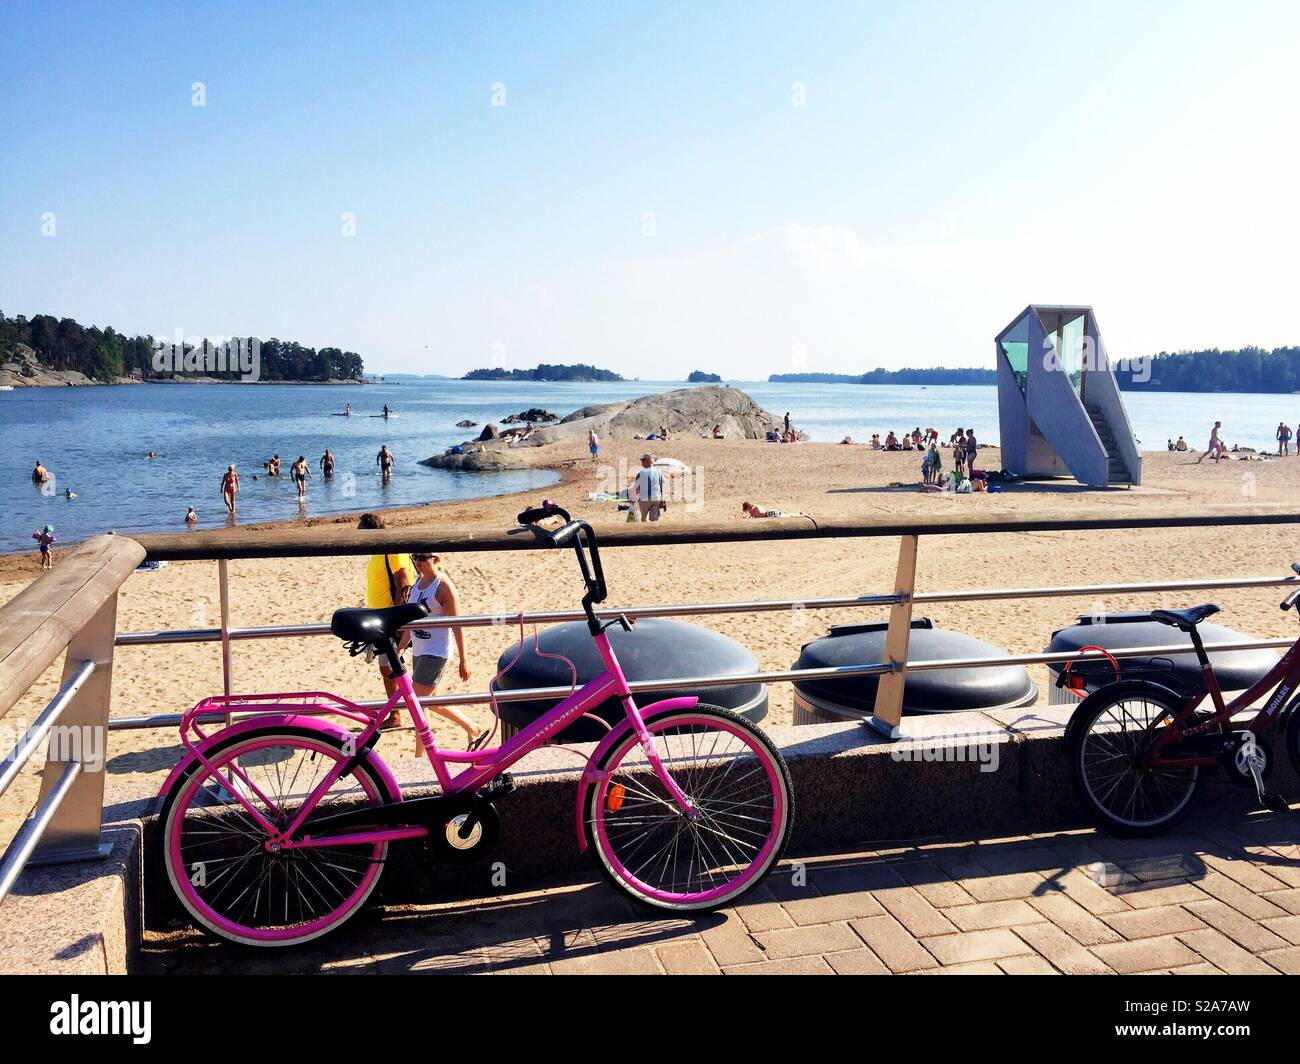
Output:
top-left (1222, 734), bottom-right (1289, 812)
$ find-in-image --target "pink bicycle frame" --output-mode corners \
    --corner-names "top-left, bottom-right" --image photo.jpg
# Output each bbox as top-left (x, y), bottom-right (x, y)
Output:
top-left (173, 631), bottom-right (698, 853)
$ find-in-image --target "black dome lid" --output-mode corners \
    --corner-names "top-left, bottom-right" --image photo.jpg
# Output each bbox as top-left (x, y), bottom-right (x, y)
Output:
top-left (1046, 612), bottom-right (1277, 689)
top-left (792, 619), bottom-right (1037, 715)
top-left (492, 618), bottom-right (766, 739)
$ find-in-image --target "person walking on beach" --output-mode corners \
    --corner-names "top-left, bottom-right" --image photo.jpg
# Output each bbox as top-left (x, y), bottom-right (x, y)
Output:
top-left (359, 512), bottom-right (415, 725)
top-left (376, 445), bottom-right (395, 479)
top-left (220, 464), bottom-right (240, 513)
top-left (1197, 421), bottom-right (1225, 463)
top-left (588, 429), bottom-right (600, 461)
top-left (319, 449), bottom-right (335, 477)
top-left (631, 452), bottom-right (667, 522)
top-left (32, 524), bottom-right (55, 570)
top-left (398, 550), bottom-right (484, 752)
top-left (291, 455), bottom-right (311, 498)
top-left (1278, 423), bottom-right (1292, 456)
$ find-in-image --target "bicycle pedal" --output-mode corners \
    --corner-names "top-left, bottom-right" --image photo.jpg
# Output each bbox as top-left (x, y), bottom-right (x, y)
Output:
top-left (1261, 792), bottom-right (1292, 813)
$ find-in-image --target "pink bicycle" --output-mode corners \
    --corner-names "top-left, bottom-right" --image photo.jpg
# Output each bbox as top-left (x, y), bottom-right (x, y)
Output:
top-left (158, 506), bottom-right (793, 946)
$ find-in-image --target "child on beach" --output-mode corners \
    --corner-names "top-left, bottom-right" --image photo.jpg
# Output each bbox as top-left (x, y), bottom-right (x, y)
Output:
top-left (32, 525), bottom-right (55, 569)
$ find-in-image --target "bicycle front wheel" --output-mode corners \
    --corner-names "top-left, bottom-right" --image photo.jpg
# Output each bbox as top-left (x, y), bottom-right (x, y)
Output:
top-left (585, 706), bottom-right (793, 911)
top-left (162, 727), bottom-right (392, 947)
top-left (1069, 688), bottom-right (1202, 836)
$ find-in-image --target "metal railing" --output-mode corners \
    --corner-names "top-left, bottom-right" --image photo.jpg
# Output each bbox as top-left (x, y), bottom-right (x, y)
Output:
top-left (2, 507), bottom-right (1299, 900)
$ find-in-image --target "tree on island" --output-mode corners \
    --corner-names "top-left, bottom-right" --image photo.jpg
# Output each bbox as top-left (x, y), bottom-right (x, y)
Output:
top-left (0, 311), bottom-right (364, 382)
top-left (687, 370), bottom-right (722, 383)
top-left (462, 363), bottom-right (624, 382)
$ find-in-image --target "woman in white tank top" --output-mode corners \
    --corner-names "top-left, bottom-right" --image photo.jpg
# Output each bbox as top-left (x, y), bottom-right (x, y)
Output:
top-left (397, 552), bottom-right (484, 750)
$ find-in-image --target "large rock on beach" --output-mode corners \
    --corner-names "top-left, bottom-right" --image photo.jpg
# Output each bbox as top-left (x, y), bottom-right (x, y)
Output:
top-left (534, 386), bottom-right (788, 444)
top-left (501, 408), bottom-right (559, 424)
top-left (477, 423), bottom-right (501, 441)
top-left (421, 448), bottom-right (529, 471)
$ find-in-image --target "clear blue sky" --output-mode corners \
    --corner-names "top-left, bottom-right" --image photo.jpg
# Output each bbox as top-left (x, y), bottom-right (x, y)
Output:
top-left (2, 0), bottom-right (1297, 377)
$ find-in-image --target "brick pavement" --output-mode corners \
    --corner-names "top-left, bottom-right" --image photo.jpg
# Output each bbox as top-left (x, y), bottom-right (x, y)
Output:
top-left (144, 805), bottom-right (1300, 975)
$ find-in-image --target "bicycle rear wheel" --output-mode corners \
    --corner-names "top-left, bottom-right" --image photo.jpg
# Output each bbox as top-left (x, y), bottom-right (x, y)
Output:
top-left (585, 706), bottom-right (792, 911)
top-left (1069, 687), bottom-right (1202, 836)
top-left (162, 727), bottom-right (392, 947)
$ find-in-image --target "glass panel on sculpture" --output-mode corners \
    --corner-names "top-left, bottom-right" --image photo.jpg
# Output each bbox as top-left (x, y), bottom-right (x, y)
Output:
top-left (999, 312), bottom-right (1031, 394)
top-left (1059, 312), bottom-right (1085, 395)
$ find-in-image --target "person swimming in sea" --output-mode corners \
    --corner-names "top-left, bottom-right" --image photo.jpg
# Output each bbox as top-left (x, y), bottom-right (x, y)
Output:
top-left (32, 459), bottom-right (50, 485)
top-left (185, 506), bottom-right (197, 525)
top-left (64, 488), bottom-right (76, 500)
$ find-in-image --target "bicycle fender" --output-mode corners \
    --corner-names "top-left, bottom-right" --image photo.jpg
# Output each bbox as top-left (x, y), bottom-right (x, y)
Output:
top-left (155, 714), bottom-right (402, 806)
top-left (1061, 679), bottom-right (1190, 756)
top-left (574, 696), bottom-right (698, 852)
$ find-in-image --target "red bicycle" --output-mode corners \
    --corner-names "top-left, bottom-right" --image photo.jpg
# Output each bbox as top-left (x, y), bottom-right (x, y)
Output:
top-left (1066, 565), bottom-right (1300, 836)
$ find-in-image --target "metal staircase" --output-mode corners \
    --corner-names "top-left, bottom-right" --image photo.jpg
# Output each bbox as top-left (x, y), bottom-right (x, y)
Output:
top-left (1086, 405), bottom-right (1131, 485)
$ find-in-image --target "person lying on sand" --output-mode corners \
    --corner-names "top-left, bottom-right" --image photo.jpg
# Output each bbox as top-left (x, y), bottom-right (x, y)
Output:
top-left (742, 501), bottom-right (786, 518)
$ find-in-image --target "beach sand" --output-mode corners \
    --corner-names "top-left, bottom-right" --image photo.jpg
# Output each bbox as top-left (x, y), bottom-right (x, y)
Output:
top-left (3, 438), bottom-right (1299, 844)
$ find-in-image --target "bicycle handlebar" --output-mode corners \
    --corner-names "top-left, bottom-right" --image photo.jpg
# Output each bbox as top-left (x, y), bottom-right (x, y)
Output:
top-left (515, 505), bottom-right (608, 623)
top-left (1281, 585), bottom-right (1300, 612)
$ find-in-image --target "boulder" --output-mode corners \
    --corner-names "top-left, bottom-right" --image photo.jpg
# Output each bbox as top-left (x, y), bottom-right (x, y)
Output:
top-left (501, 408), bottom-right (559, 424)
top-left (421, 449), bottom-right (529, 471)
top-left (455, 419), bottom-right (478, 428)
top-left (533, 386), bottom-right (788, 445)
top-left (477, 423), bottom-right (501, 441)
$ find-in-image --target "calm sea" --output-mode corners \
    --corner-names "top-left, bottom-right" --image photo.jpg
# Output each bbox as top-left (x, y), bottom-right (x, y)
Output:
top-left (0, 379), bottom-right (1285, 554)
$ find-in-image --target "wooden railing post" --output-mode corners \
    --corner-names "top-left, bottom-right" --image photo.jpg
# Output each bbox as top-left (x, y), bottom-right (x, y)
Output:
top-left (28, 589), bottom-right (121, 863)
top-left (866, 534), bottom-right (918, 740)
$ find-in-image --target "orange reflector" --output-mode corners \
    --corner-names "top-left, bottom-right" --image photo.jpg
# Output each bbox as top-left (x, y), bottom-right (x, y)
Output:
top-left (606, 784), bottom-right (626, 812)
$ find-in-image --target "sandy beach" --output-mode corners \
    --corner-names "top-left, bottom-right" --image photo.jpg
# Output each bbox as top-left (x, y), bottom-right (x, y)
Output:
top-left (3, 437), bottom-right (1299, 844)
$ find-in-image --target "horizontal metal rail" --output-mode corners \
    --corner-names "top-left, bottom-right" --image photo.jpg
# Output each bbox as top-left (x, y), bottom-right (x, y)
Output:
top-left (106, 637), bottom-right (1293, 731)
top-left (0, 761), bottom-right (82, 903)
top-left (0, 660), bottom-right (95, 799)
top-left (112, 574), bottom-right (1300, 648)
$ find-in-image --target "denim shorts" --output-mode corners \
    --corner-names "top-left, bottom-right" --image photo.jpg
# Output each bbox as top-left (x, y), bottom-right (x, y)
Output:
top-left (412, 654), bottom-right (448, 688)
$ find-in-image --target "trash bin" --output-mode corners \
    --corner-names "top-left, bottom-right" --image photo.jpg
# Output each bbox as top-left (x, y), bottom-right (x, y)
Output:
top-left (491, 618), bottom-right (768, 742)
top-left (1045, 611), bottom-right (1277, 705)
top-left (791, 618), bottom-right (1037, 723)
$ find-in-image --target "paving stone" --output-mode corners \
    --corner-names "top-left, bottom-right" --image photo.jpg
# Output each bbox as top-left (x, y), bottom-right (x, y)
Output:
top-left (1258, 946), bottom-right (1300, 974)
top-left (946, 900), bottom-right (1042, 931)
top-left (734, 887), bottom-right (795, 933)
top-left (1114, 881), bottom-right (1208, 909)
top-left (1027, 894), bottom-right (1122, 946)
top-left (850, 915), bottom-right (939, 973)
top-left (1262, 888), bottom-right (1300, 915)
top-left (920, 929), bottom-right (1032, 966)
top-left (1012, 923), bottom-right (1113, 975)
top-left (781, 889), bottom-right (885, 926)
top-left (699, 913), bottom-right (765, 967)
top-left (1197, 873), bottom-right (1289, 920)
top-left (1169, 962), bottom-right (1221, 974)
top-left (1100, 905), bottom-right (1206, 941)
top-left (753, 922), bottom-right (862, 960)
top-left (997, 955), bottom-right (1058, 974)
top-left (876, 885), bottom-right (958, 937)
top-left (915, 962), bottom-right (1004, 975)
top-left (1261, 915), bottom-right (1300, 945)
top-left (826, 948), bottom-right (890, 975)
top-left (957, 871), bottom-right (1049, 903)
top-left (551, 948), bottom-right (662, 975)
top-left (724, 956), bottom-right (835, 975)
top-left (972, 844), bottom-right (1064, 876)
top-left (893, 860), bottom-right (977, 908)
top-left (1045, 868), bottom-right (1131, 914)
top-left (1176, 928), bottom-right (1279, 975)
top-left (1092, 936), bottom-right (1201, 974)
top-left (1201, 851), bottom-right (1292, 893)
top-left (1182, 899), bottom-right (1289, 952)
top-left (811, 859), bottom-right (907, 896)
top-left (655, 940), bottom-right (720, 975)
